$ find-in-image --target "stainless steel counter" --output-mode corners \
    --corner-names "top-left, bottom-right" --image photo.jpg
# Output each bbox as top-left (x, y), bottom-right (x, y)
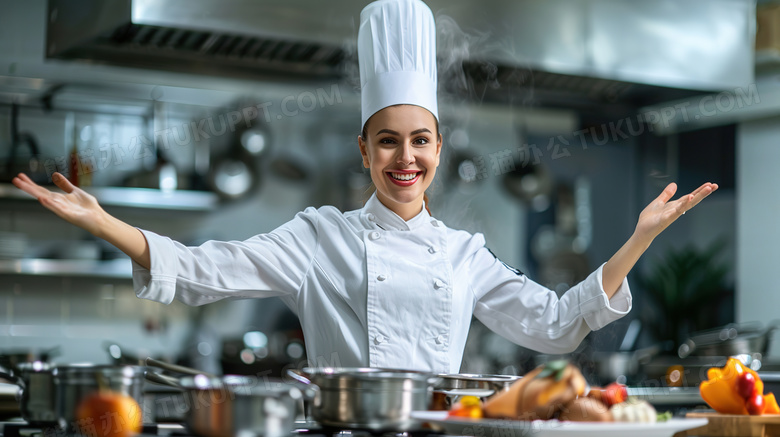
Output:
top-left (627, 386), bottom-right (704, 407)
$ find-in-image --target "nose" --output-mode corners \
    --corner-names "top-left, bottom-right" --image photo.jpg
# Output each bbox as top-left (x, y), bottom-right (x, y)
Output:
top-left (397, 141), bottom-right (415, 165)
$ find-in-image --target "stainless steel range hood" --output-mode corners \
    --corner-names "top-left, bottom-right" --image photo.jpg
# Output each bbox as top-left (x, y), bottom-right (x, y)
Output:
top-left (46, 0), bottom-right (756, 108)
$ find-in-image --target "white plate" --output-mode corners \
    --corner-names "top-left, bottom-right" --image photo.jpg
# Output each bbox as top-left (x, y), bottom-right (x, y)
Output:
top-left (410, 411), bottom-right (709, 437)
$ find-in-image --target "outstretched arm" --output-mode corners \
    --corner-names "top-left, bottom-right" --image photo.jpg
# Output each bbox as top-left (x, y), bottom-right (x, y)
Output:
top-left (602, 182), bottom-right (718, 298)
top-left (12, 172), bottom-right (151, 269)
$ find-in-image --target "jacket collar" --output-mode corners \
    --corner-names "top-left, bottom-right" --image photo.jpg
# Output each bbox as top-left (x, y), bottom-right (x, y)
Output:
top-left (363, 192), bottom-right (431, 231)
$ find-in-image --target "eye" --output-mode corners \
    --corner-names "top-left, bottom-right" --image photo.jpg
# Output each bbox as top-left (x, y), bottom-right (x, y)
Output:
top-left (413, 137), bottom-right (430, 146)
top-left (379, 137), bottom-right (397, 145)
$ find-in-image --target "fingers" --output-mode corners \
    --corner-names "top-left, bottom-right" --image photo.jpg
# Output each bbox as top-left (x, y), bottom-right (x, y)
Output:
top-left (655, 182), bottom-right (678, 205)
top-left (12, 173), bottom-right (49, 199)
top-left (16, 172), bottom-right (34, 184)
top-left (675, 182), bottom-right (718, 215)
top-left (689, 182), bottom-right (718, 199)
top-left (51, 172), bottom-right (76, 194)
top-left (684, 183), bottom-right (718, 211)
top-left (689, 183), bottom-right (710, 197)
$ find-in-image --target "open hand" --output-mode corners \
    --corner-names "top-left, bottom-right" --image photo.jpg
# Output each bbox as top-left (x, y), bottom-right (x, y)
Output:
top-left (634, 182), bottom-right (718, 241)
top-left (12, 172), bottom-right (107, 236)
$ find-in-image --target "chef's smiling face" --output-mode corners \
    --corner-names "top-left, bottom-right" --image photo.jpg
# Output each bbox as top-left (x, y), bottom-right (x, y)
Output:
top-left (358, 104), bottom-right (442, 220)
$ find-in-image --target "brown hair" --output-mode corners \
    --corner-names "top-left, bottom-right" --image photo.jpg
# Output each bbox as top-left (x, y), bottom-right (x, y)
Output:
top-left (360, 105), bottom-right (439, 216)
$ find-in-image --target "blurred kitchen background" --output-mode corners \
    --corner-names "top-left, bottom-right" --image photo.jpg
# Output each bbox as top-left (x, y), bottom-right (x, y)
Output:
top-left (1, 0), bottom-right (779, 387)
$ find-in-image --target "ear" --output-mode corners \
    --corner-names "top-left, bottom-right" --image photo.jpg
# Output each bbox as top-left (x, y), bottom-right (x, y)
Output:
top-left (434, 132), bottom-right (443, 167)
top-left (358, 135), bottom-right (370, 168)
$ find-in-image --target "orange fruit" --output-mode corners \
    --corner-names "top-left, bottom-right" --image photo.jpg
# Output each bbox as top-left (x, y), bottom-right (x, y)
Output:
top-left (75, 390), bottom-right (143, 437)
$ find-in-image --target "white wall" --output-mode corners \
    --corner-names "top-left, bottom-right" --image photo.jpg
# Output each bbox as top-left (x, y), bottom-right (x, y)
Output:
top-left (737, 117), bottom-right (780, 355)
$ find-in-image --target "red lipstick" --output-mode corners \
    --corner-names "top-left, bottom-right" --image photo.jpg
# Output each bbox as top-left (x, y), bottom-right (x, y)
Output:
top-left (386, 170), bottom-right (421, 187)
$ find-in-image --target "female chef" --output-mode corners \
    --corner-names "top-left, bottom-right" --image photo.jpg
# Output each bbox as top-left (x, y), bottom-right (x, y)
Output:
top-left (12, 0), bottom-right (716, 373)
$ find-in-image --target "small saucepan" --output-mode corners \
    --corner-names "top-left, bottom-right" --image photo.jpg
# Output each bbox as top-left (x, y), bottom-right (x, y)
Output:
top-left (434, 373), bottom-right (520, 395)
top-left (431, 373), bottom-right (521, 409)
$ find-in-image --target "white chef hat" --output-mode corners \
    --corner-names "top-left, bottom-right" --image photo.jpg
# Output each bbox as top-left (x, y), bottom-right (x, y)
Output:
top-left (358, 0), bottom-right (438, 130)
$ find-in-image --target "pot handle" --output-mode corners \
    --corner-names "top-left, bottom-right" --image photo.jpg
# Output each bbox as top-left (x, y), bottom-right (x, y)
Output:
top-left (427, 375), bottom-right (444, 388)
top-left (144, 371), bottom-right (183, 389)
top-left (284, 369), bottom-right (318, 401)
top-left (286, 368), bottom-right (312, 385)
top-left (0, 365), bottom-right (23, 389)
top-left (145, 357), bottom-right (218, 378)
top-left (678, 339), bottom-right (696, 359)
top-left (435, 388), bottom-right (495, 398)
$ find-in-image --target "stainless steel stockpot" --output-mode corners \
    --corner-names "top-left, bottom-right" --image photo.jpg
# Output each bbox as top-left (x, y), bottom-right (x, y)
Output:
top-left (288, 367), bottom-right (437, 431)
top-left (146, 371), bottom-right (305, 437)
top-left (52, 364), bottom-right (147, 431)
top-left (0, 361), bottom-right (57, 425)
top-left (182, 375), bottom-right (303, 437)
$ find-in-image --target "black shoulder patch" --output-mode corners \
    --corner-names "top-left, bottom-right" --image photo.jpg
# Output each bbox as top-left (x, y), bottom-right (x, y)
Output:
top-left (486, 248), bottom-right (524, 276)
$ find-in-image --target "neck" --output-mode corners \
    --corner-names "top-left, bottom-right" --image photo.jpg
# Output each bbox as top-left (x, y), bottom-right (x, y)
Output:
top-left (375, 192), bottom-right (424, 221)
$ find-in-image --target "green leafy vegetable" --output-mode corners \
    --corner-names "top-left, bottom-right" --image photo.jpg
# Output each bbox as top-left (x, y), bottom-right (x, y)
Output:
top-left (536, 360), bottom-right (568, 381)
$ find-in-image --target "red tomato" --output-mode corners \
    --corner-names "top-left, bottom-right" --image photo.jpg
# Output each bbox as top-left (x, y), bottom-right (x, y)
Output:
top-left (747, 393), bottom-right (767, 415)
top-left (737, 372), bottom-right (757, 400)
top-left (603, 383), bottom-right (628, 407)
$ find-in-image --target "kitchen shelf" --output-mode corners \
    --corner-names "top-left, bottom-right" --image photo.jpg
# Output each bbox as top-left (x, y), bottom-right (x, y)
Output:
top-left (0, 183), bottom-right (219, 211)
top-left (0, 258), bottom-right (132, 278)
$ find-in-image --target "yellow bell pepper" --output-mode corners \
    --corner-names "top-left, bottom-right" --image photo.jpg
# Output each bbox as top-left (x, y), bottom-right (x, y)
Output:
top-left (765, 393), bottom-right (780, 415)
top-left (699, 357), bottom-right (765, 415)
top-left (448, 395), bottom-right (484, 419)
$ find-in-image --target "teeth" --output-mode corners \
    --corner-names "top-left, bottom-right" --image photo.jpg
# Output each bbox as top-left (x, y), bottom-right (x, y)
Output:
top-left (390, 172), bottom-right (418, 181)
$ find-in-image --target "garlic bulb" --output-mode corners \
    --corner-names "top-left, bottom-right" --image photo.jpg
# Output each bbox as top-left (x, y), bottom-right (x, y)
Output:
top-left (609, 398), bottom-right (657, 423)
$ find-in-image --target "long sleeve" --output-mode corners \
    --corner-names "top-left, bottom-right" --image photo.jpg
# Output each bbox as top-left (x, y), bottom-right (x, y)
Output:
top-left (465, 233), bottom-right (632, 354)
top-left (131, 207), bottom-right (320, 306)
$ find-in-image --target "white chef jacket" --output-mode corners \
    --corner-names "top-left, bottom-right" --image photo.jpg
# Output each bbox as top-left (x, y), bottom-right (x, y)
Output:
top-left (132, 193), bottom-right (632, 373)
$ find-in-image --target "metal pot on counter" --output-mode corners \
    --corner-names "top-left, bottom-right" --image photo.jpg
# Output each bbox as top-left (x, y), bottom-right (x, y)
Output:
top-left (0, 363), bottom-right (147, 429)
top-left (147, 372), bottom-right (304, 437)
top-left (0, 362), bottom-right (56, 425)
top-left (431, 373), bottom-right (521, 409)
top-left (434, 373), bottom-right (520, 395)
top-left (53, 364), bottom-right (148, 431)
top-left (678, 322), bottom-right (778, 359)
top-left (287, 367), bottom-right (437, 431)
top-left (146, 358), bottom-right (306, 437)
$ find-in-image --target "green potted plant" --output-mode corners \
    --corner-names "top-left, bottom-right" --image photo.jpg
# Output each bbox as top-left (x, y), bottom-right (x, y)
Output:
top-left (637, 238), bottom-right (732, 350)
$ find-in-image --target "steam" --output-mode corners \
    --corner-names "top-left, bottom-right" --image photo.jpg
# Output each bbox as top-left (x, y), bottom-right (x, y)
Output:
top-left (436, 14), bottom-right (493, 107)
top-left (435, 12), bottom-right (537, 111)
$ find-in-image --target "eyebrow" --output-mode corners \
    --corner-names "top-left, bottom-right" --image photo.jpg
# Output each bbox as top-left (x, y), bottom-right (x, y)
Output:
top-left (375, 128), bottom-right (433, 136)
